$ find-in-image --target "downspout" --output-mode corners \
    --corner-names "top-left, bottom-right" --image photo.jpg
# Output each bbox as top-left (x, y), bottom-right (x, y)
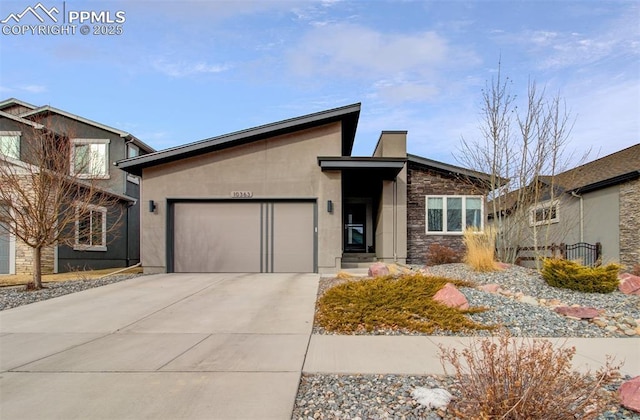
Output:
top-left (571, 191), bottom-right (584, 242)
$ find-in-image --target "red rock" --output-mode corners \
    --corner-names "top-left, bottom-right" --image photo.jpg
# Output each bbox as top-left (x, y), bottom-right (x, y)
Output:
top-left (496, 262), bottom-right (511, 270)
top-left (433, 283), bottom-right (469, 310)
top-left (368, 262), bottom-right (389, 277)
top-left (619, 273), bottom-right (640, 295)
top-left (478, 284), bottom-right (501, 293)
top-left (619, 376), bottom-right (640, 413)
top-left (554, 306), bottom-right (601, 319)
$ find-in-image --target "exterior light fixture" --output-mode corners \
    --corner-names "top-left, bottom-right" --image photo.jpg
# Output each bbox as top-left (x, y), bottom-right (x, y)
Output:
top-left (149, 200), bottom-right (156, 213)
top-left (327, 200), bottom-right (333, 213)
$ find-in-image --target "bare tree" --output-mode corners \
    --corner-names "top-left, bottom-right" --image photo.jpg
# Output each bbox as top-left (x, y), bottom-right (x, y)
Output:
top-left (0, 120), bottom-right (123, 288)
top-left (458, 62), bottom-right (581, 266)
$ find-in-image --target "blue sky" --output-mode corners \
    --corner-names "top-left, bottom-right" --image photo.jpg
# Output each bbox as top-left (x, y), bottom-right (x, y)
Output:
top-left (1, 0), bottom-right (638, 167)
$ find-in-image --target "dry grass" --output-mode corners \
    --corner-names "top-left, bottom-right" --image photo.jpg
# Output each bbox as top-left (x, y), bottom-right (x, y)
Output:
top-left (316, 273), bottom-right (493, 334)
top-left (463, 227), bottom-right (498, 272)
top-left (440, 331), bottom-right (620, 419)
top-left (0, 266), bottom-right (143, 287)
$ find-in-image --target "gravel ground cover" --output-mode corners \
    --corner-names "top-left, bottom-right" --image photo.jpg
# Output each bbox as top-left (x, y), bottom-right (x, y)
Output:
top-left (300, 264), bottom-right (640, 419)
top-left (0, 274), bottom-right (140, 311)
top-left (314, 263), bottom-right (640, 338)
top-left (293, 373), bottom-right (640, 420)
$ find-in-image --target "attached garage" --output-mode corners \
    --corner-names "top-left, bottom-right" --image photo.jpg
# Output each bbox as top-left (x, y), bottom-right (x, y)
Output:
top-left (169, 200), bottom-right (317, 273)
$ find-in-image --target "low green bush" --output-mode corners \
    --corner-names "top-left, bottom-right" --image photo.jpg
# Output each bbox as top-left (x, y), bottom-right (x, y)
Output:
top-left (316, 273), bottom-right (492, 334)
top-left (541, 258), bottom-right (620, 293)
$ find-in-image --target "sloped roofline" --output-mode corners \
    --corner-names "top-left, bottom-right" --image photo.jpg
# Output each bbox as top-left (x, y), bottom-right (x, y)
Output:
top-left (0, 110), bottom-right (44, 129)
top-left (407, 153), bottom-right (497, 183)
top-left (0, 97), bottom-right (38, 111)
top-left (117, 103), bottom-right (361, 176)
top-left (20, 105), bottom-right (155, 153)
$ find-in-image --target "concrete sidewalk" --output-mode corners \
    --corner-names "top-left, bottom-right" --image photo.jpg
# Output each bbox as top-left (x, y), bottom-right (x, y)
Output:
top-left (304, 334), bottom-right (640, 376)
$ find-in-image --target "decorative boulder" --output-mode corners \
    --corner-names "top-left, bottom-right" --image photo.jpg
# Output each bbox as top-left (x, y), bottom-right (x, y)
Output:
top-left (368, 262), bottom-right (389, 277)
top-left (433, 283), bottom-right (469, 310)
top-left (554, 306), bottom-right (601, 319)
top-left (619, 273), bottom-right (640, 295)
top-left (619, 376), bottom-right (640, 413)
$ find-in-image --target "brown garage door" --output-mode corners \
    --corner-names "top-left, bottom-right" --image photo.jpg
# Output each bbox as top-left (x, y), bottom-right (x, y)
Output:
top-left (172, 201), bottom-right (316, 273)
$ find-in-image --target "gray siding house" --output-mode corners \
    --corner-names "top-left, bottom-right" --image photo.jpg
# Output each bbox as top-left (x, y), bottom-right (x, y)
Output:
top-left (117, 103), bottom-right (492, 274)
top-left (0, 98), bottom-right (154, 274)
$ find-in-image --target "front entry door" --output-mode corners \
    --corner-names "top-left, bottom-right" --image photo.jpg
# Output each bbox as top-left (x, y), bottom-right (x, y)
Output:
top-left (344, 203), bottom-right (366, 252)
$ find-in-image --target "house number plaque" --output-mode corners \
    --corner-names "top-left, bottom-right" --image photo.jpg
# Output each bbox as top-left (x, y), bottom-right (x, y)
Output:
top-left (231, 191), bottom-right (253, 198)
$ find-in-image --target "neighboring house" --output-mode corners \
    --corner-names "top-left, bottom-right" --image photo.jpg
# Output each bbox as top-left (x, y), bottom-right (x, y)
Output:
top-left (0, 98), bottom-right (154, 274)
top-left (117, 103), bottom-right (493, 274)
top-left (497, 144), bottom-right (640, 268)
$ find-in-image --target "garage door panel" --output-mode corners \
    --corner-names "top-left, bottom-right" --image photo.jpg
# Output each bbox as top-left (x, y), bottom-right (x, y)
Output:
top-left (273, 203), bottom-right (314, 272)
top-left (174, 203), bottom-right (261, 273)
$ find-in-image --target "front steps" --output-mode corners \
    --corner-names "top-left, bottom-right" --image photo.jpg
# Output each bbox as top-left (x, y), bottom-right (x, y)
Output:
top-left (341, 253), bottom-right (377, 269)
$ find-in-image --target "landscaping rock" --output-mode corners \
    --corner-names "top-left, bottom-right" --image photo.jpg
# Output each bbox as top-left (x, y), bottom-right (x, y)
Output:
top-left (433, 283), bottom-right (469, 310)
top-left (518, 295), bottom-right (539, 306)
top-left (619, 273), bottom-right (640, 295)
top-left (619, 376), bottom-right (640, 413)
top-left (554, 306), bottom-right (601, 319)
top-left (478, 283), bottom-right (501, 293)
top-left (368, 262), bottom-right (389, 277)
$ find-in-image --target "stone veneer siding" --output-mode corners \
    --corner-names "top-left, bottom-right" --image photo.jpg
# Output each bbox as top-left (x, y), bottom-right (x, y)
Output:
top-left (15, 240), bottom-right (54, 275)
top-left (407, 163), bottom-right (485, 265)
top-left (619, 178), bottom-right (640, 270)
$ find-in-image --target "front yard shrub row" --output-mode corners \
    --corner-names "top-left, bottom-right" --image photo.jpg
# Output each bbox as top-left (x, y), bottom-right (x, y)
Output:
top-left (541, 258), bottom-right (620, 293)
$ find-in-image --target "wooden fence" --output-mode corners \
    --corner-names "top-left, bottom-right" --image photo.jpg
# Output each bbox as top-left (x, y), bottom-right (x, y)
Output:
top-left (514, 242), bottom-right (602, 267)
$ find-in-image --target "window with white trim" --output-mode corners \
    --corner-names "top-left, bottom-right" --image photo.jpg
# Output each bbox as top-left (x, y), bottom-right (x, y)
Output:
top-left (529, 200), bottom-right (559, 226)
top-left (74, 205), bottom-right (107, 251)
top-left (426, 195), bottom-right (484, 234)
top-left (0, 131), bottom-right (21, 160)
top-left (71, 139), bottom-right (110, 179)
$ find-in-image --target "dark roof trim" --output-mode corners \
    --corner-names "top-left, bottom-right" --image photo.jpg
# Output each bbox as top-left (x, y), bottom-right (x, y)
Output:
top-left (117, 103), bottom-right (361, 176)
top-left (572, 170), bottom-right (640, 194)
top-left (318, 156), bottom-right (406, 180)
top-left (407, 153), bottom-right (495, 183)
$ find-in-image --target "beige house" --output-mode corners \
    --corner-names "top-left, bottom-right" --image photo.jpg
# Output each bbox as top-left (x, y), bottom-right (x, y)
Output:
top-left (510, 144), bottom-right (640, 268)
top-left (117, 103), bottom-right (492, 274)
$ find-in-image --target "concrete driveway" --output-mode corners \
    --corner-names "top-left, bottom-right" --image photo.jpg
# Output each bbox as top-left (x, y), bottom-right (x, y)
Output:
top-left (0, 273), bottom-right (319, 419)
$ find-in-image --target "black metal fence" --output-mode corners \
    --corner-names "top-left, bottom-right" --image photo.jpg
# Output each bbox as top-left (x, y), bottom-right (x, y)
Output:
top-left (515, 242), bottom-right (602, 267)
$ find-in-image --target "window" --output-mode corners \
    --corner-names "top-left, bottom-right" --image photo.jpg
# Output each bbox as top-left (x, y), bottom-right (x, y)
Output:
top-left (71, 139), bottom-right (109, 178)
top-left (529, 200), bottom-right (559, 226)
top-left (0, 131), bottom-right (21, 159)
top-left (74, 205), bottom-right (107, 251)
top-left (426, 196), bottom-right (483, 234)
top-left (126, 143), bottom-right (139, 158)
top-left (126, 143), bottom-right (140, 184)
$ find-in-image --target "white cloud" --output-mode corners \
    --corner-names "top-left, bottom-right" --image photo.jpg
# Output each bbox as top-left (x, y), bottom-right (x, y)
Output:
top-left (20, 84), bottom-right (47, 93)
top-left (289, 24), bottom-right (451, 79)
top-left (152, 59), bottom-right (231, 78)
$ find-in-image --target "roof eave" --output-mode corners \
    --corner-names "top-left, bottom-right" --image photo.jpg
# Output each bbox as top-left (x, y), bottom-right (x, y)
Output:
top-left (117, 103), bottom-right (361, 176)
top-left (572, 171), bottom-right (640, 194)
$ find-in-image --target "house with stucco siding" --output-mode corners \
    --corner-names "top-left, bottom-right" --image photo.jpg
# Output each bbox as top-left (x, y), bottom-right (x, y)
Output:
top-left (117, 103), bottom-right (493, 274)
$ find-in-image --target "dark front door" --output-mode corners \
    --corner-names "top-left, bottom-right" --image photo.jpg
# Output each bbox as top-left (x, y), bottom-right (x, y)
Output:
top-left (344, 203), bottom-right (366, 252)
